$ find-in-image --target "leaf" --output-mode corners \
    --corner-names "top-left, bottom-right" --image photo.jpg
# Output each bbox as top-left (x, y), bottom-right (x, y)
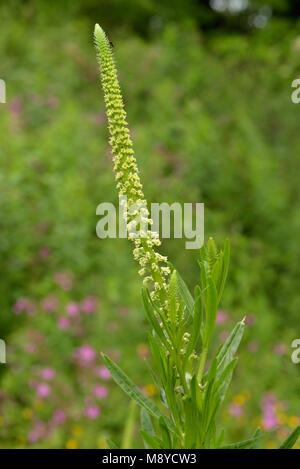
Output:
top-left (219, 433), bottom-right (264, 449)
top-left (142, 288), bottom-right (168, 346)
top-left (203, 277), bottom-right (218, 342)
top-left (216, 358), bottom-right (238, 404)
top-left (279, 425), bottom-right (300, 449)
top-left (219, 428), bottom-right (275, 449)
top-left (249, 428), bottom-right (263, 449)
top-left (141, 408), bottom-right (155, 436)
top-left (216, 319), bottom-right (245, 377)
top-left (147, 333), bottom-right (168, 384)
top-left (216, 429), bottom-right (225, 448)
top-left (140, 408), bottom-right (155, 449)
top-left (168, 270), bottom-right (178, 325)
top-left (159, 417), bottom-right (172, 448)
top-left (107, 439), bottom-right (118, 449)
top-left (183, 397), bottom-right (198, 448)
top-left (102, 354), bottom-right (176, 433)
top-left (218, 239), bottom-right (230, 302)
top-left (140, 430), bottom-right (164, 449)
top-left (176, 270), bottom-right (194, 318)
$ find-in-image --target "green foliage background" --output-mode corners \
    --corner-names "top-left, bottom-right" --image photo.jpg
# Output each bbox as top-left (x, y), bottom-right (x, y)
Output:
top-left (0, 0), bottom-right (300, 448)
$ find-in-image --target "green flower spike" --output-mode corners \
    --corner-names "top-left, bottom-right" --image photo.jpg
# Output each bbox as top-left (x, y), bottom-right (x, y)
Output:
top-left (94, 24), bottom-right (170, 305)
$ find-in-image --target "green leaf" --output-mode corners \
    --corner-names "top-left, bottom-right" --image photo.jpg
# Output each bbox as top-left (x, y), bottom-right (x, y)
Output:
top-left (203, 277), bottom-right (218, 342)
top-left (279, 425), bottom-right (300, 449)
top-left (249, 428), bottom-right (263, 449)
top-left (168, 270), bottom-right (178, 326)
top-left (102, 354), bottom-right (176, 433)
top-left (219, 239), bottom-right (230, 300)
top-left (216, 319), bottom-right (245, 377)
top-left (140, 409), bottom-right (155, 449)
top-left (159, 417), bottom-right (172, 449)
top-left (183, 286), bottom-right (203, 366)
top-left (142, 288), bottom-right (167, 346)
top-left (216, 358), bottom-right (238, 404)
top-left (140, 430), bottom-right (164, 449)
top-left (219, 433), bottom-right (264, 449)
top-left (107, 439), bottom-right (119, 449)
top-left (147, 333), bottom-right (168, 384)
top-left (176, 270), bottom-right (194, 318)
top-left (141, 408), bottom-right (155, 436)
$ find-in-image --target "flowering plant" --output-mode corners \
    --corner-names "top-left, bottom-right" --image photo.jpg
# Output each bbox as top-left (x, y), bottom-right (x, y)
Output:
top-left (94, 24), bottom-right (300, 449)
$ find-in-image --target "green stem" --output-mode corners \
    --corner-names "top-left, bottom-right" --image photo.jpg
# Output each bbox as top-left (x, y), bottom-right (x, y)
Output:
top-left (121, 401), bottom-right (137, 449)
top-left (176, 355), bottom-right (189, 395)
top-left (197, 347), bottom-right (208, 384)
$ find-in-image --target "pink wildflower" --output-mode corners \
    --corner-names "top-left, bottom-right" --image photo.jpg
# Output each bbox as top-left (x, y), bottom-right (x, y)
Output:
top-left (93, 385), bottom-right (108, 399)
top-left (81, 296), bottom-right (97, 314)
top-left (40, 367), bottom-right (55, 380)
top-left (57, 317), bottom-right (70, 330)
top-left (85, 404), bottom-right (100, 419)
top-left (216, 310), bottom-right (228, 324)
top-left (36, 383), bottom-right (51, 399)
top-left (76, 345), bottom-right (96, 366)
top-left (229, 403), bottom-right (243, 418)
top-left (261, 393), bottom-right (278, 430)
top-left (66, 302), bottom-right (80, 317)
top-left (52, 409), bottom-right (66, 425)
top-left (13, 298), bottom-right (36, 315)
top-left (54, 272), bottom-right (73, 291)
top-left (95, 366), bottom-right (111, 380)
top-left (41, 295), bottom-right (58, 313)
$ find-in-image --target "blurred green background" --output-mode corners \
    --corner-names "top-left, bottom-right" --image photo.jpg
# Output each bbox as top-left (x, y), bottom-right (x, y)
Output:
top-left (0, 0), bottom-right (300, 449)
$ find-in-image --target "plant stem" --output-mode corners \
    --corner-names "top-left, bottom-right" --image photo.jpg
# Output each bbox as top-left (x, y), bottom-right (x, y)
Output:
top-left (121, 400), bottom-right (137, 449)
top-left (197, 347), bottom-right (208, 384)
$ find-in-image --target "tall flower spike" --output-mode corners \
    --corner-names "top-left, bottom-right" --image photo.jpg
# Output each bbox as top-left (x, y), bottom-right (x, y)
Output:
top-left (94, 24), bottom-right (170, 302)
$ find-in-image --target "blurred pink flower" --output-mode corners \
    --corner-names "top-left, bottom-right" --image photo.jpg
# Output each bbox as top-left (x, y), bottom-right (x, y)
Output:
top-left (57, 317), bottom-right (70, 330)
top-left (263, 413), bottom-right (278, 430)
top-left (76, 345), bottom-right (96, 366)
top-left (36, 383), bottom-right (51, 399)
top-left (81, 296), bottom-right (97, 314)
top-left (261, 393), bottom-right (278, 430)
top-left (52, 409), bottom-right (66, 425)
top-left (41, 295), bottom-right (58, 313)
top-left (85, 404), bottom-right (100, 419)
top-left (9, 97), bottom-right (23, 116)
top-left (96, 366), bottom-right (111, 380)
top-left (13, 298), bottom-right (36, 315)
top-left (229, 403), bottom-right (243, 418)
top-left (93, 385), bottom-right (108, 399)
top-left (66, 302), bottom-right (80, 317)
top-left (40, 367), bottom-right (55, 380)
top-left (273, 344), bottom-right (287, 356)
top-left (39, 247), bottom-right (51, 260)
top-left (28, 421), bottom-right (47, 443)
top-left (26, 343), bottom-right (36, 354)
top-left (216, 310), bottom-right (228, 324)
top-left (54, 272), bottom-right (73, 291)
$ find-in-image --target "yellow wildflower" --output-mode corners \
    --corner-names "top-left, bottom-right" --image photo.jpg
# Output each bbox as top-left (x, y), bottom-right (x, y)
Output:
top-left (65, 439), bottom-right (78, 449)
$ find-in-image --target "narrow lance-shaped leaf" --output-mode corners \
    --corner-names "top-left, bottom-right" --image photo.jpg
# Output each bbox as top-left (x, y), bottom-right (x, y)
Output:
top-left (279, 426), bottom-right (300, 449)
top-left (216, 318), bottom-right (245, 377)
top-left (141, 409), bottom-right (155, 449)
top-left (102, 354), bottom-right (176, 433)
top-left (176, 269), bottom-right (194, 319)
top-left (203, 277), bottom-right (218, 344)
